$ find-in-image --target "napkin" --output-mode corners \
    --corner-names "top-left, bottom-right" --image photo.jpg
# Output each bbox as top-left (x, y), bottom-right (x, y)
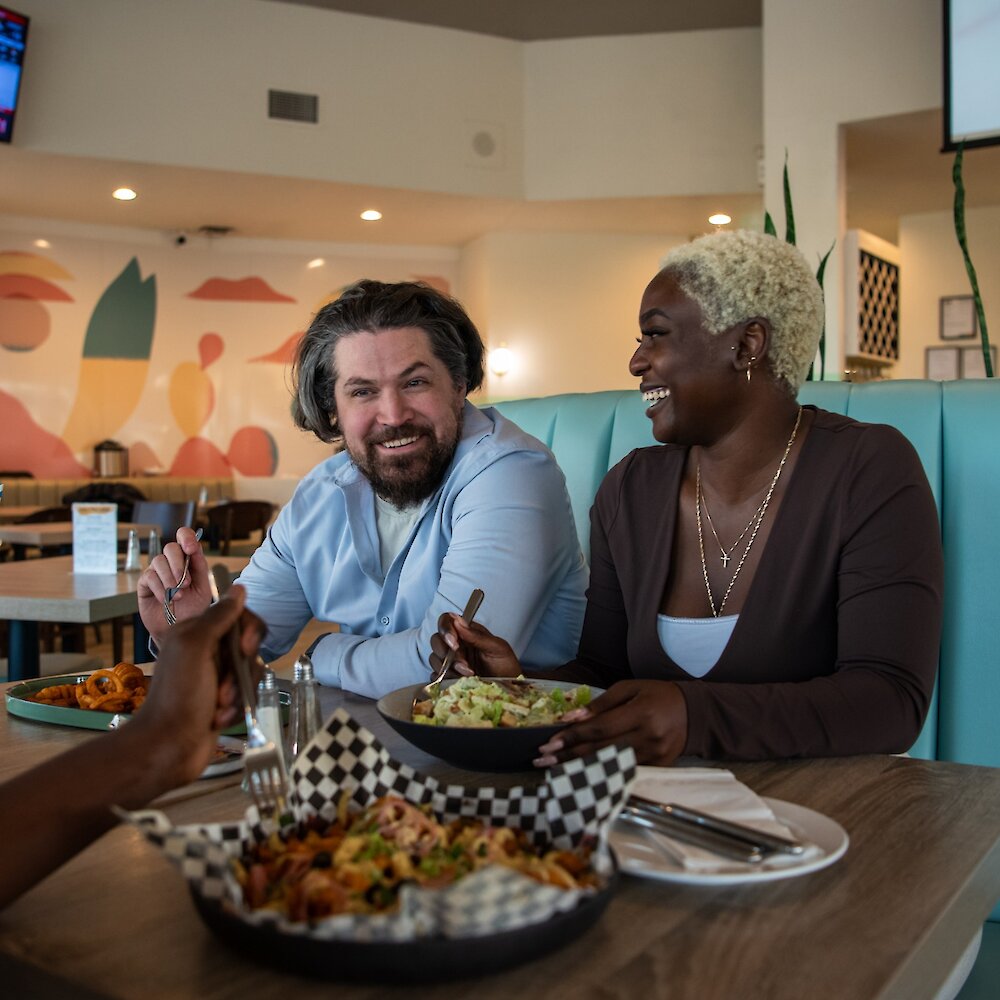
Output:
top-left (623, 766), bottom-right (821, 872)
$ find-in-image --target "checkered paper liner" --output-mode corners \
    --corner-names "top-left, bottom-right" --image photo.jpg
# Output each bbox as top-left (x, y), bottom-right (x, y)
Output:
top-left (126, 708), bottom-right (636, 942)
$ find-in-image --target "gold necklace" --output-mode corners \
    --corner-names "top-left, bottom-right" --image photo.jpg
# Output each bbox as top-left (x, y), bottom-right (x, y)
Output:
top-left (696, 407), bottom-right (803, 617)
top-left (703, 493), bottom-right (768, 567)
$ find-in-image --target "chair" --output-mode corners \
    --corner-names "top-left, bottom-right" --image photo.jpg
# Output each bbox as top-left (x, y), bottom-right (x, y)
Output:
top-left (131, 500), bottom-right (196, 549)
top-left (205, 500), bottom-right (275, 556)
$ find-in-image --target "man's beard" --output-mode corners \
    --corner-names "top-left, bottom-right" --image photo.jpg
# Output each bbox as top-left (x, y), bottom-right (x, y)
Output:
top-left (349, 409), bottom-right (464, 509)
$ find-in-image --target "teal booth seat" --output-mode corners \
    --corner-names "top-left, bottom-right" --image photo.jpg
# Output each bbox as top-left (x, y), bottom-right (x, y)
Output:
top-left (497, 379), bottom-right (1000, 936)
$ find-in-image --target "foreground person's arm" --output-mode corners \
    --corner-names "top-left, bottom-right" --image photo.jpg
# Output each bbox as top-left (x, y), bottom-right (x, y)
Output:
top-left (0, 588), bottom-right (263, 910)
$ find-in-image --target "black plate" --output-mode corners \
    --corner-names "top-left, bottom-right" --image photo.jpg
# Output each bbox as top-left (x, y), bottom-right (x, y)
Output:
top-left (190, 871), bottom-right (616, 984)
top-left (376, 678), bottom-right (603, 772)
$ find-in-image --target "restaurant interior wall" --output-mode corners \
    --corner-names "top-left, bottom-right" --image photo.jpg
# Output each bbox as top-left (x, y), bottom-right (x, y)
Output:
top-left (895, 205), bottom-right (1000, 380)
top-left (521, 28), bottom-right (762, 200)
top-left (10, 0), bottom-right (526, 199)
top-left (762, 0), bottom-right (941, 377)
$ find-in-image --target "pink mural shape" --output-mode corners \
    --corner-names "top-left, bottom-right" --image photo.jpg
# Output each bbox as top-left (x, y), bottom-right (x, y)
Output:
top-left (249, 332), bottom-right (302, 364)
top-left (129, 441), bottom-right (162, 475)
top-left (169, 437), bottom-right (232, 477)
top-left (0, 389), bottom-right (90, 477)
top-left (187, 277), bottom-right (296, 302)
top-left (0, 254), bottom-right (75, 353)
top-left (0, 274), bottom-right (74, 301)
top-left (169, 427), bottom-right (277, 477)
top-left (199, 332), bottom-right (224, 369)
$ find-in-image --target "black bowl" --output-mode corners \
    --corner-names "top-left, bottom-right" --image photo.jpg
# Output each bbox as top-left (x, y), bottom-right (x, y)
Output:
top-left (376, 678), bottom-right (603, 772)
top-left (191, 870), bottom-right (616, 984)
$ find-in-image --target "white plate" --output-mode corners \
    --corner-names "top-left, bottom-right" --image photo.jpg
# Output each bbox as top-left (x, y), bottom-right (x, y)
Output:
top-left (199, 736), bottom-right (245, 779)
top-left (609, 797), bottom-right (849, 886)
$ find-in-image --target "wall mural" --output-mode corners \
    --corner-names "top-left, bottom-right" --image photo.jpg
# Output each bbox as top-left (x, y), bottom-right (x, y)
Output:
top-left (0, 228), bottom-right (456, 481)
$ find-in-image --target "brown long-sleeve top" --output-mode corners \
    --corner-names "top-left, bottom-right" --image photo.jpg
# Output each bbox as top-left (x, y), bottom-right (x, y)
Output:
top-left (565, 407), bottom-right (943, 760)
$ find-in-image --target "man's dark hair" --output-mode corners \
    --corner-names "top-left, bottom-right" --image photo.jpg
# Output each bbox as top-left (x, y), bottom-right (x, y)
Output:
top-left (291, 279), bottom-right (486, 443)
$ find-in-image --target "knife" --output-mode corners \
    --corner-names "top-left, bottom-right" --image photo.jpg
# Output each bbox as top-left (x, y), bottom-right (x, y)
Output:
top-left (619, 805), bottom-right (766, 864)
top-left (629, 794), bottom-right (805, 856)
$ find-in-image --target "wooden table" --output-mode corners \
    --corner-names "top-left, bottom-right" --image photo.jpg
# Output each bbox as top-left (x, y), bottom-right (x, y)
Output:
top-left (0, 505), bottom-right (44, 525)
top-left (0, 520), bottom-right (156, 554)
top-left (1, 686), bottom-right (998, 999)
top-left (0, 555), bottom-right (249, 680)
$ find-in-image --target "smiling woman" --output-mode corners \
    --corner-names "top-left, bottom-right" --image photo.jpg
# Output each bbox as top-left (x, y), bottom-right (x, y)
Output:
top-left (434, 229), bottom-right (944, 768)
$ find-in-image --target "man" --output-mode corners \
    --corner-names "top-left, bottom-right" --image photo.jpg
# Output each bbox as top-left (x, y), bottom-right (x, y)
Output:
top-left (139, 280), bottom-right (587, 697)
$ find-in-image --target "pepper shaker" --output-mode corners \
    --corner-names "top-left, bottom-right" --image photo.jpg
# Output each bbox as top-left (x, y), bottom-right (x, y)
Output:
top-left (124, 528), bottom-right (141, 570)
top-left (148, 528), bottom-right (162, 560)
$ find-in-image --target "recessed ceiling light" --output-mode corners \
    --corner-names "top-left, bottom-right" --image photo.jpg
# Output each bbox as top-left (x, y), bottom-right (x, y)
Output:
top-left (113, 187), bottom-right (137, 201)
top-left (33, 238), bottom-right (51, 249)
top-left (708, 213), bottom-right (732, 226)
top-left (360, 209), bottom-right (382, 222)
top-left (307, 257), bottom-right (325, 269)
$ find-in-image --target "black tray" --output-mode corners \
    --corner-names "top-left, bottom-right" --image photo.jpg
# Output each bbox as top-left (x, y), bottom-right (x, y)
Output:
top-left (190, 871), bottom-right (616, 984)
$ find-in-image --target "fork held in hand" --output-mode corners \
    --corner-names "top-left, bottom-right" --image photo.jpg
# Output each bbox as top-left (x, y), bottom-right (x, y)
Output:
top-left (163, 527), bottom-right (203, 626)
top-left (413, 588), bottom-right (485, 710)
top-left (228, 626), bottom-right (289, 822)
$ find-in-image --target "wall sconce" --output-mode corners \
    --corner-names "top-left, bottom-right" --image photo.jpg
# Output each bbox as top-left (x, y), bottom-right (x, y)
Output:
top-left (489, 344), bottom-right (513, 376)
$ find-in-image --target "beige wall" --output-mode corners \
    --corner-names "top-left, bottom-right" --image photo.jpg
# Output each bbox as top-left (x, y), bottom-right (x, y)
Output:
top-left (523, 29), bottom-right (762, 200)
top-left (897, 206), bottom-right (1000, 379)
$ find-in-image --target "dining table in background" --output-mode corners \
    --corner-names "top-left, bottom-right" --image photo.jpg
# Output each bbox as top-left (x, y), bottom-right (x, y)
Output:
top-left (0, 505), bottom-right (44, 525)
top-left (0, 554), bottom-right (250, 681)
top-left (0, 685), bottom-right (998, 1000)
top-left (0, 520), bottom-right (157, 559)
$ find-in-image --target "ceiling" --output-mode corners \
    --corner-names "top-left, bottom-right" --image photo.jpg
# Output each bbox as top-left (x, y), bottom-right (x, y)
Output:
top-left (2, 4), bottom-right (999, 250)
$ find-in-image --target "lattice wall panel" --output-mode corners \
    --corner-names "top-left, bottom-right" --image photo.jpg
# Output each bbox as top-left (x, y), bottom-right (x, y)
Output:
top-left (856, 249), bottom-right (899, 362)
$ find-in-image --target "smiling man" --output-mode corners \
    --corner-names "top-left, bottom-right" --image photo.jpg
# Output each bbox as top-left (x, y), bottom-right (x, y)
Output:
top-left (138, 280), bottom-right (587, 697)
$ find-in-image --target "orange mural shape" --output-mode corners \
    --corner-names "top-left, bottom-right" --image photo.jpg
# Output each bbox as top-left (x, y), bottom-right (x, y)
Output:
top-left (169, 437), bottom-right (232, 477)
top-left (249, 332), bottom-right (302, 364)
top-left (227, 427), bottom-right (278, 476)
top-left (187, 277), bottom-right (296, 303)
top-left (128, 441), bottom-right (162, 475)
top-left (0, 297), bottom-right (52, 351)
top-left (0, 389), bottom-right (90, 477)
top-left (199, 332), bottom-right (224, 369)
top-left (169, 361), bottom-right (215, 437)
top-left (0, 274), bottom-right (74, 301)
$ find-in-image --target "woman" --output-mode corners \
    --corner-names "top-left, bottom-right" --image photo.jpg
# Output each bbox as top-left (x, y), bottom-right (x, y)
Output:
top-left (432, 229), bottom-right (943, 766)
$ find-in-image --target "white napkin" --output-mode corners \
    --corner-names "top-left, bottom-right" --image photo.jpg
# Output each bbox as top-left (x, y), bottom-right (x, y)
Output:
top-left (624, 766), bottom-right (820, 872)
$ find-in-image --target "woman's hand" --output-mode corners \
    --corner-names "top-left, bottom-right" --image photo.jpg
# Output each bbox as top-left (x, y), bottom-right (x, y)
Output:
top-left (136, 526), bottom-right (212, 645)
top-left (534, 680), bottom-right (689, 767)
top-left (429, 614), bottom-right (522, 678)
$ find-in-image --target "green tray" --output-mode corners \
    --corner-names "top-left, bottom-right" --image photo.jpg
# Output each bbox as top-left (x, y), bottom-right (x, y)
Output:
top-left (5, 672), bottom-right (289, 735)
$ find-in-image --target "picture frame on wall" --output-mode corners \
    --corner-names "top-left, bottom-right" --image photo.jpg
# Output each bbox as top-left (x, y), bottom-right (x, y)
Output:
top-left (939, 295), bottom-right (977, 340)
top-left (961, 345), bottom-right (997, 379)
top-left (926, 346), bottom-right (960, 380)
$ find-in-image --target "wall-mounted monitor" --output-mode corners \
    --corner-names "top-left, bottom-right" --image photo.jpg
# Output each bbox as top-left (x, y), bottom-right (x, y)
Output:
top-left (944, 0), bottom-right (1000, 150)
top-left (0, 4), bottom-right (28, 143)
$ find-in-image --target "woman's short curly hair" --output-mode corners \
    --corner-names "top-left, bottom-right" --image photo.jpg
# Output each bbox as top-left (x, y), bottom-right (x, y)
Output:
top-left (291, 279), bottom-right (485, 443)
top-left (660, 229), bottom-right (825, 392)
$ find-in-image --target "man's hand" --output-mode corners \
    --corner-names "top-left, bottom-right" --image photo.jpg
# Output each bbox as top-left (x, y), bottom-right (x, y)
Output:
top-left (137, 526), bottom-right (213, 645)
top-left (430, 613), bottom-right (522, 678)
top-left (533, 680), bottom-right (689, 767)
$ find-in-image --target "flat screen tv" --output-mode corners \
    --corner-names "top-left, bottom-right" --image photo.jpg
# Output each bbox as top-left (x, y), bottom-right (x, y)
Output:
top-left (0, 4), bottom-right (28, 143)
top-left (943, 0), bottom-right (1000, 150)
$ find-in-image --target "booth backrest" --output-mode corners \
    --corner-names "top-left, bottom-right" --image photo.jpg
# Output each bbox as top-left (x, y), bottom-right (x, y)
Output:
top-left (0, 476), bottom-right (234, 508)
top-left (496, 380), bottom-right (1000, 770)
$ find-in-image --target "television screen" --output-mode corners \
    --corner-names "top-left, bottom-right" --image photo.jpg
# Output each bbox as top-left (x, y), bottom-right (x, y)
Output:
top-left (0, 4), bottom-right (28, 143)
top-left (944, 0), bottom-right (1000, 150)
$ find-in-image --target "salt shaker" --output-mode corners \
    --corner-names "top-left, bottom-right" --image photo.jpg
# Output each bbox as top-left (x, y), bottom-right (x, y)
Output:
top-left (147, 528), bottom-right (162, 560)
top-left (256, 668), bottom-right (285, 763)
top-left (286, 654), bottom-right (323, 762)
top-left (124, 528), bottom-right (141, 570)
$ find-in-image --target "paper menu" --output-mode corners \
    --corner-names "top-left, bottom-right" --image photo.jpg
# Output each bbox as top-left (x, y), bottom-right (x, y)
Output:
top-left (72, 502), bottom-right (118, 574)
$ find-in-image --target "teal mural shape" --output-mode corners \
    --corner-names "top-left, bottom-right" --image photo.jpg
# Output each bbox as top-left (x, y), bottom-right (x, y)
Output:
top-left (83, 257), bottom-right (157, 359)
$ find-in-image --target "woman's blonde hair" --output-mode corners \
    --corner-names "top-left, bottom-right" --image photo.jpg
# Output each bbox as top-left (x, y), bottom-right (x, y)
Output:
top-left (661, 229), bottom-right (825, 392)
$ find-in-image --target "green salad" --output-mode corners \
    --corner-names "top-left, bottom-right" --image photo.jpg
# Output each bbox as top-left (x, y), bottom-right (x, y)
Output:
top-left (411, 676), bottom-right (591, 729)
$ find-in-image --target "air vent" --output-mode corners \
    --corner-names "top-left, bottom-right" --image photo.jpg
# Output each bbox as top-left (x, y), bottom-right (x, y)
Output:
top-left (268, 89), bottom-right (318, 123)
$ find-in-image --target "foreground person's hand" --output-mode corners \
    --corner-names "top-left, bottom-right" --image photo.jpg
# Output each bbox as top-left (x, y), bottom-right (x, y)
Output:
top-left (533, 680), bottom-right (689, 767)
top-left (430, 614), bottom-right (522, 678)
top-left (137, 526), bottom-right (213, 645)
top-left (126, 585), bottom-right (266, 791)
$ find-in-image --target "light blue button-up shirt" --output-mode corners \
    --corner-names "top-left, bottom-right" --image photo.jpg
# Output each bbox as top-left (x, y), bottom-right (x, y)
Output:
top-left (237, 403), bottom-right (588, 698)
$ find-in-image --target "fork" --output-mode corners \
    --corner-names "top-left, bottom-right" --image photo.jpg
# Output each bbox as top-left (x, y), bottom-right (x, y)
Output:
top-left (163, 527), bottom-right (203, 626)
top-left (228, 626), bottom-right (290, 822)
top-left (412, 588), bottom-right (484, 711)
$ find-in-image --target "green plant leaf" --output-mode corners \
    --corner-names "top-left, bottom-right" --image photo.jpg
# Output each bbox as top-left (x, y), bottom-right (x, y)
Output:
top-left (783, 151), bottom-right (796, 246)
top-left (764, 211), bottom-right (777, 237)
top-left (952, 144), bottom-right (993, 377)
